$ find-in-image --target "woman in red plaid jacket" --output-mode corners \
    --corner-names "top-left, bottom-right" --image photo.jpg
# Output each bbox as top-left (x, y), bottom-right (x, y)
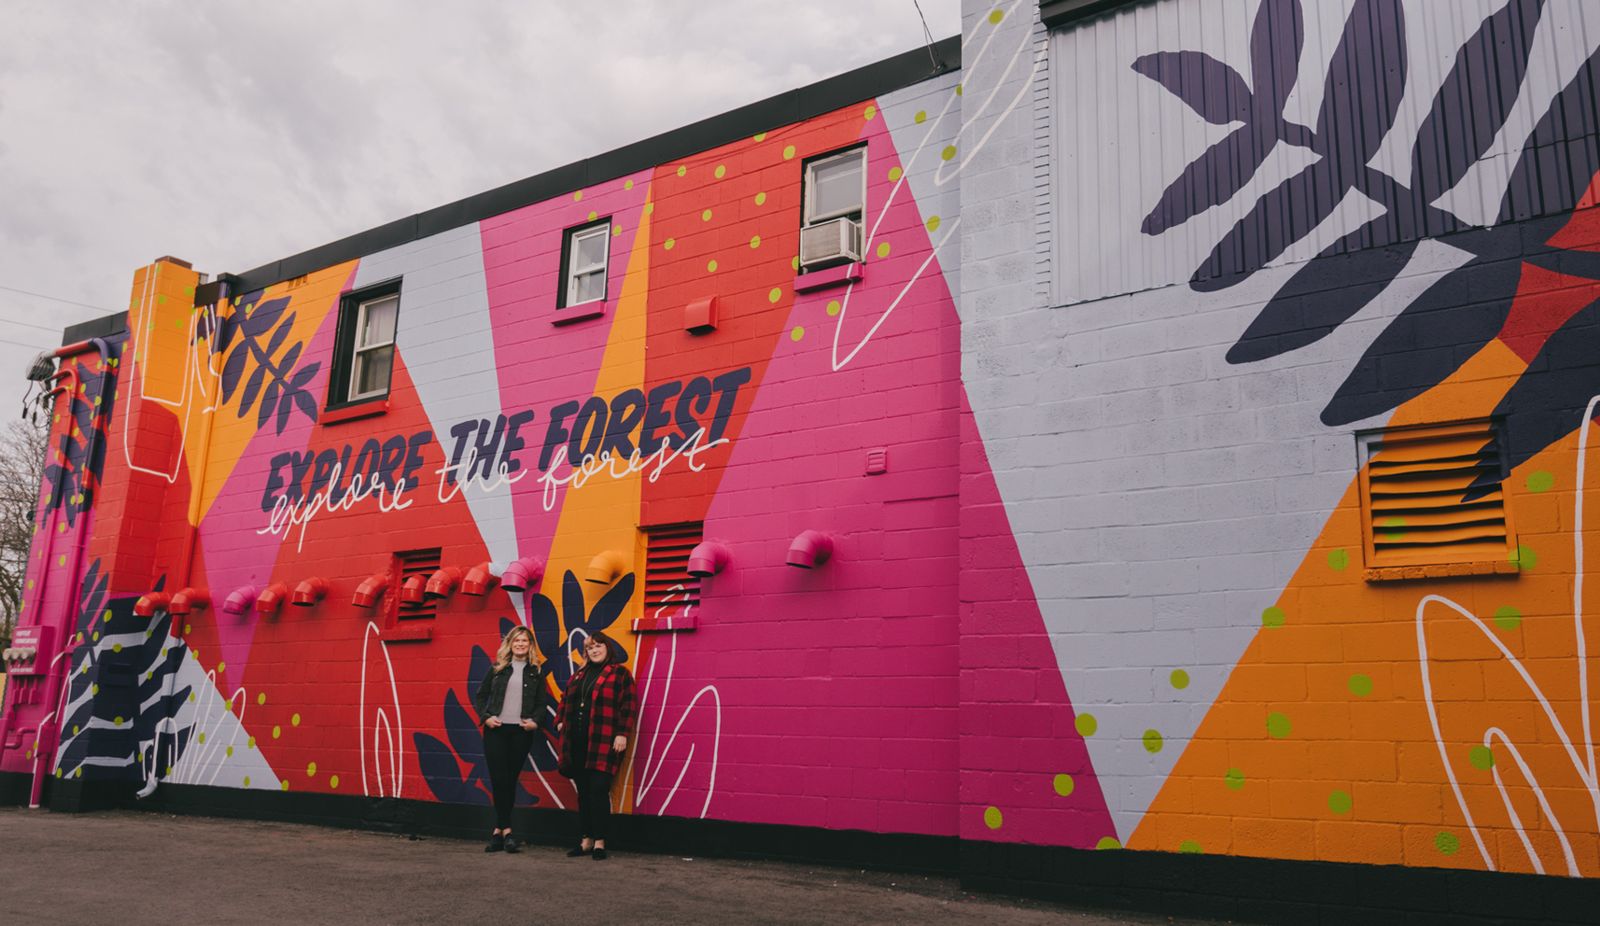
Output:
top-left (556, 631), bottom-right (636, 860)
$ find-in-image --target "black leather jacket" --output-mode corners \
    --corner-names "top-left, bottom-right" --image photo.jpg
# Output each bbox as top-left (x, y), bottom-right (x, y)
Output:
top-left (473, 660), bottom-right (552, 728)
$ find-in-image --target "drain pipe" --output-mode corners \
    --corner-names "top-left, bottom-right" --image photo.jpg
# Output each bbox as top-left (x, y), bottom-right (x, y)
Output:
top-left (29, 337), bottom-right (112, 808)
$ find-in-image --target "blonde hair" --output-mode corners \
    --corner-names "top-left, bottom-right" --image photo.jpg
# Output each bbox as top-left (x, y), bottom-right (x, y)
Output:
top-left (493, 626), bottom-right (537, 671)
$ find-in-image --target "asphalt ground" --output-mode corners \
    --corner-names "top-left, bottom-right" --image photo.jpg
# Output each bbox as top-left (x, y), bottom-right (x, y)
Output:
top-left (0, 808), bottom-right (1233, 925)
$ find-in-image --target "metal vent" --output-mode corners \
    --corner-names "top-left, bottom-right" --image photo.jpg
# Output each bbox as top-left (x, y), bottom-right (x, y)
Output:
top-left (1359, 421), bottom-right (1512, 567)
top-left (643, 523), bottom-right (703, 618)
top-left (799, 217), bottom-right (863, 269)
top-left (397, 547), bottom-right (442, 620)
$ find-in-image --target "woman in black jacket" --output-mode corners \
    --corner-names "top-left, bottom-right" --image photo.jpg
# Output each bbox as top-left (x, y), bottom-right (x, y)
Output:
top-left (473, 625), bottom-right (551, 853)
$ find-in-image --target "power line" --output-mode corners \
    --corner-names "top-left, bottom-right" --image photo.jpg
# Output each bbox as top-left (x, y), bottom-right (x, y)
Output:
top-left (0, 283), bottom-right (115, 314)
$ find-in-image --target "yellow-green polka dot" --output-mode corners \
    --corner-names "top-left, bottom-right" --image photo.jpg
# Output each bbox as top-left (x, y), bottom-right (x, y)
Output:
top-left (926, 215), bottom-right (942, 232)
top-left (1327, 548), bottom-right (1349, 571)
top-left (572, 190), bottom-right (583, 202)
top-left (1493, 606), bottom-right (1521, 631)
top-left (198, 732), bottom-right (206, 744)
top-left (864, 104), bottom-right (877, 120)
top-left (1435, 831), bottom-right (1460, 855)
top-left (1224, 767), bottom-right (1245, 791)
top-left (216, 661), bottom-right (225, 674)
top-left (587, 210), bottom-right (597, 222)
top-left (1468, 745), bottom-right (1494, 770)
top-left (281, 781), bottom-right (290, 791)
top-left (755, 192), bottom-right (767, 206)
top-left (707, 259), bottom-right (719, 273)
top-left (1178, 839), bottom-right (1203, 854)
top-left (1348, 673), bottom-right (1373, 697)
top-left (272, 725), bottom-right (282, 739)
top-left (753, 132), bottom-right (767, 142)
top-left (676, 165), bottom-right (687, 177)
top-left (983, 806), bottom-right (1003, 829)
top-left (258, 692), bottom-right (267, 706)
top-left (875, 242), bottom-right (891, 259)
top-left (888, 166), bottom-right (903, 182)
top-left (664, 238), bottom-right (676, 250)
top-left (941, 145), bottom-right (957, 161)
top-left (330, 775), bottom-right (340, 789)
top-left (306, 761), bottom-right (318, 777)
top-left (783, 145), bottom-right (796, 160)
top-left (750, 235), bottom-right (762, 249)
top-left (1266, 712), bottom-right (1292, 739)
top-left (243, 775), bottom-right (251, 787)
top-left (114, 716), bottom-right (124, 726)
top-left (1170, 669), bottom-right (1190, 690)
top-left (914, 110), bottom-right (927, 124)
top-left (826, 300), bottom-right (841, 317)
top-left (225, 746), bottom-right (234, 757)
top-left (112, 643), bottom-right (122, 653)
top-left (1526, 470), bottom-right (1554, 492)
top-left (1075, 713), bottom-right (1097, 737)
top-left (291, 713), bottom-right (301, 727)
top-left (1328, 790), bottom-right (1352, 814)
top-left (1096, 836), bottom-right (1121, 850)
top-left (1053, 773), bottom-right (1075, 797)
top-left (247, 737), bottom-right (257, 749)
top-left (790, 326), bottom-right (805, 342)
top-left (768, 287), bottom-right (783, 304)
top-left (624, 179), bottom-right (634, 190)
top-left (1142, 729), bottom-right (1164, 753)
top-left (791, 256), bottom-right (800, 271)
top-left (989, 8), bottom-right (1005, 23)
top-left (1262, 606), bottom-right (1286, 628)
top-left (1511, 544), bottom-right (1537, 569)
top-left (701, 209), bottom-right (713, 222)
top-left (714, 164), bottom-right (726, 179)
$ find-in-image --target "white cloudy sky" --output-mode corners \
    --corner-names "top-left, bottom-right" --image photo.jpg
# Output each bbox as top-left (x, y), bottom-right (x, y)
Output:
top-left (0, 0), bottom-right (959, 389)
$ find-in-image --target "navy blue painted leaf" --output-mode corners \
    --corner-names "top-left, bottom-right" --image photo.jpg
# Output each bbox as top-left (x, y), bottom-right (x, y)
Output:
top-left (275, 333), bottom-right (301, 373)
top-left (238, 362), bottom-right (267, 419)
top-left (1497, 47), bottom-right (1600, 224)
top-left (561, 571), bottom-right (584, 638)
top-left (215, 315), bottom-right (236, 355)
top-left (444, 688), bottom-right (488, 785)
top-left (1412, 0), bottom-right (1546, 206)
top-left (1131, 51), bottom-right (1253, 125)
top-left (257, 380), bottom-right (282, 429)
top-left (1321, 256), bottom-right (1521, 426)
top-left (1191, 158), bottom-right (1341, 291)
top-left (241, 297), bottom-right (289, 339)
top-left (1141, 124), bottom-right (1278, 235)
top-left (413, 732), bottom-right (486, 805)
top-left (1226, 214), bottom-right (1420, 363)
top-left (588, 573), bottom-right (635, 638)
top-left (1488, 294), bottom-right (1600, 476)
top-left (274, 384), bottom-right (295, 432)
top-left (527, 592), bottom-right (564, 685)
top-left (1312, 0), bottom-right (1407, 184)
top-left (1249, 0), bottom-right (1304, 113)
top-left (292, 388), bottom-right (318, 424)
top-left (220, 342), bottom-right (248, 404)
top-left (289, 360), bottom-right (320, 390)
top-left (468, 645), bottom-right (491, 698)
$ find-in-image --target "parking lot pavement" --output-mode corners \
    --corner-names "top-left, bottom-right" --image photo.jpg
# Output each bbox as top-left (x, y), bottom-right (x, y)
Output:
top-left (0, 808), bottom-right (1229, 925)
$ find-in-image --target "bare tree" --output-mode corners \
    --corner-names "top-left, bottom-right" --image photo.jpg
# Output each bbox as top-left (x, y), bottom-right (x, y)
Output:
top-left (1, 414), bottom-right (50, 647)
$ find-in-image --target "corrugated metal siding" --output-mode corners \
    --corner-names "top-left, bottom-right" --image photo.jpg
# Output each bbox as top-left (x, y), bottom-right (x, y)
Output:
top-left (1050, 0), bottom-right (1600, 306)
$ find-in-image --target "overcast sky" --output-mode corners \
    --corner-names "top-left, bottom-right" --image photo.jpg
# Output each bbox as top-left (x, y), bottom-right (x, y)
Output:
top-left (0, 0), bottom-right (959, 393)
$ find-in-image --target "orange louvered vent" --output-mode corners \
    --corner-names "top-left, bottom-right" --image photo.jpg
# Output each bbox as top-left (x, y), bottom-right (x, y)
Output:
top-left (1358, 421), bottom-right (1514, 570)
top-left (642, 523), bottom-right (703, 618)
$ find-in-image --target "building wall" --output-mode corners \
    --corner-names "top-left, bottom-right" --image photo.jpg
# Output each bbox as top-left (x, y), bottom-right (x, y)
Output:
top-left (961, 0), bottom-right (1600, 879)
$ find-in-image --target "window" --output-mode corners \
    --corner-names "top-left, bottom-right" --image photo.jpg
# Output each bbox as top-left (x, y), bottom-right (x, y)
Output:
top-left (328, 281), bottom-right (400, 408)
top-left (560, 220), bottom-right (611, 309)
top-left (1356, 420), bottom-right (1517, 577)
top-left (803, 148), bottom-right (866, 228)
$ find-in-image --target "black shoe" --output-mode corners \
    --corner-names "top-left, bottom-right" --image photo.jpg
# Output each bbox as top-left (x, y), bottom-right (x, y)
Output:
top-left (592, 848), bottom-right (608, 860)
top-left (566, 845), bottom-right (590, 857)
top-left (485, 834), bottom-right (505, 853)
top-left (503, 835), bottom-right (522, 853)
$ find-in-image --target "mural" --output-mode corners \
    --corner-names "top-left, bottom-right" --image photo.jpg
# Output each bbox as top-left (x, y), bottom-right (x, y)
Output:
top-left (3, 0), bottom-right (1597, 897)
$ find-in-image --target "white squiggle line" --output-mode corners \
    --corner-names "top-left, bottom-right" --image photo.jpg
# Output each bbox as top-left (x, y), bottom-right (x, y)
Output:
top-left (120, 272), bottom-right (226, 483)
top-left (359, 622), bottom-right (405, 798)
top-left (829, 0), bottom-right (1037, 371)
top-left (627, 588), bottom-right (723, 819)
top-left (1415, 393), bottom-right (1600, 874)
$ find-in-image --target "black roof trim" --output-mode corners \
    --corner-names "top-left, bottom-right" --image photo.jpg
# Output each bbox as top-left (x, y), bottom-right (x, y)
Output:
top-left (1040, 0), bottom-right (1145, 30)
top-left (63, 312), bottom-right (129, 345)
top-left (232, 36), bottom-right (960, 295)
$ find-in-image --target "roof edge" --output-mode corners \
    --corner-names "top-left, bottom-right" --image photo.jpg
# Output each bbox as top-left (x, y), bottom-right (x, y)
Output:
top-left (232, 35), bottom-right (961, 295)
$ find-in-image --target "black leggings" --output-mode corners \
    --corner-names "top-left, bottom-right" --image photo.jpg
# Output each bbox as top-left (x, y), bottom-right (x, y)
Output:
top-left (482, 724), bottom-right (535, 830)
top-left (575, 769), bottom-right (615, 841)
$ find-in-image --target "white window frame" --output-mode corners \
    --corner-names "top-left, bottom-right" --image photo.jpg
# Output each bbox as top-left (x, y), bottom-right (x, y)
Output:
top-left (347, 293), bottom-right (398, 402)
top-left (564, 222), bottom-right (611, 308)
top-left (803, 148), bottom-right (867, 227)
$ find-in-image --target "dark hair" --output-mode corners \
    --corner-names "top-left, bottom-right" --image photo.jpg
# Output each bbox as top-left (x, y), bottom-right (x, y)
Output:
top-left (584, 631), bottom-right (628, 666)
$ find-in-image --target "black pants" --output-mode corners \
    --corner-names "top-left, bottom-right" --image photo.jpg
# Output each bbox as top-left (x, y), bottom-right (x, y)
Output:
top-left (575, 769), bottom-right (614, 840)
top-left (482, 723), bottom-right (535, 830)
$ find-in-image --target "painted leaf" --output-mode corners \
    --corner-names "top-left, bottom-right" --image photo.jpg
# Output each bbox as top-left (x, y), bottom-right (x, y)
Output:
top-left (238, 361), bottom-right (267, 418)
top-left (289, 360), bottom-right (320, 390)
top-left (1311, 0), bottom-right (1407, 183)
top-left (412, 732), bottom-right (486, 805)
top-left (528, 593), bottom-right (565, 686)
top-left (1497, 48), bottom-right (1600, 224)
top-left (264, 313), bottom-right (294, 364)
top-left (1191, 158), bottom-right (1340, 290)
top-left (1226, 214), bottom-right (1420, 362)
top-left (220, 341), bottom-right (248, 403)
top-left (258, 380), bottom-right (281, 430)
top-left (1411, 0), bottom-right (1546, 206)
top-left (468, 645), bottom-right (491, 698)
top-left (274, 385), bottom-right (294, 433)
top-left (443, 688), bottom-right (488, 784)
top-left (1131, 51), bottom-right (1253, 125)
top-left (240, 296), bottom-right (287, 339)
top-left (589, 573), bottom-right (635, 637)
top-left (292, 388), bottom-right (318, 424)
top-left (1321, 256), bottom-right (1521, 425)
top-left (1248, 0), bottom-right (1304, 113)
top-left (1490, 294), bottom-right (1600, 474)
top-left (561, 570), bottom-right (585, 638)
top-left (1142, 123), bottom-right (1278, 235)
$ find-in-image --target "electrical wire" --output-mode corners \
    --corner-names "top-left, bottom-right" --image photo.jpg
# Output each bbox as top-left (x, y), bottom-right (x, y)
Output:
top-left (911, 0), bottom-right (940, 70)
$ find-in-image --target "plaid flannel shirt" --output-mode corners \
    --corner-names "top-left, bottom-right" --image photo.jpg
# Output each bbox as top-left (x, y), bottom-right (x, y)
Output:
top-left (556, 663), bottom-right (637, 776)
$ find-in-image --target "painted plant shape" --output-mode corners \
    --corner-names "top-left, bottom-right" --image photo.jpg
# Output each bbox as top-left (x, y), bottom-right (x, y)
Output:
top-left (54, 562), bottom-right (193, 782)
top-left (206, 293), bottom-right (321, 434)
top-left (40, 345), bottom-right (120, 528)
top-left (413, 575), bottom-right (632, 805)
top-left (1135, 0), bottom-right (1600, 471)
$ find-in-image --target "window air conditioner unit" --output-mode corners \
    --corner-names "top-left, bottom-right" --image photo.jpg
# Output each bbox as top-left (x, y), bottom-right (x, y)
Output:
top-left (799, 217), bottom-right (863, 269)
